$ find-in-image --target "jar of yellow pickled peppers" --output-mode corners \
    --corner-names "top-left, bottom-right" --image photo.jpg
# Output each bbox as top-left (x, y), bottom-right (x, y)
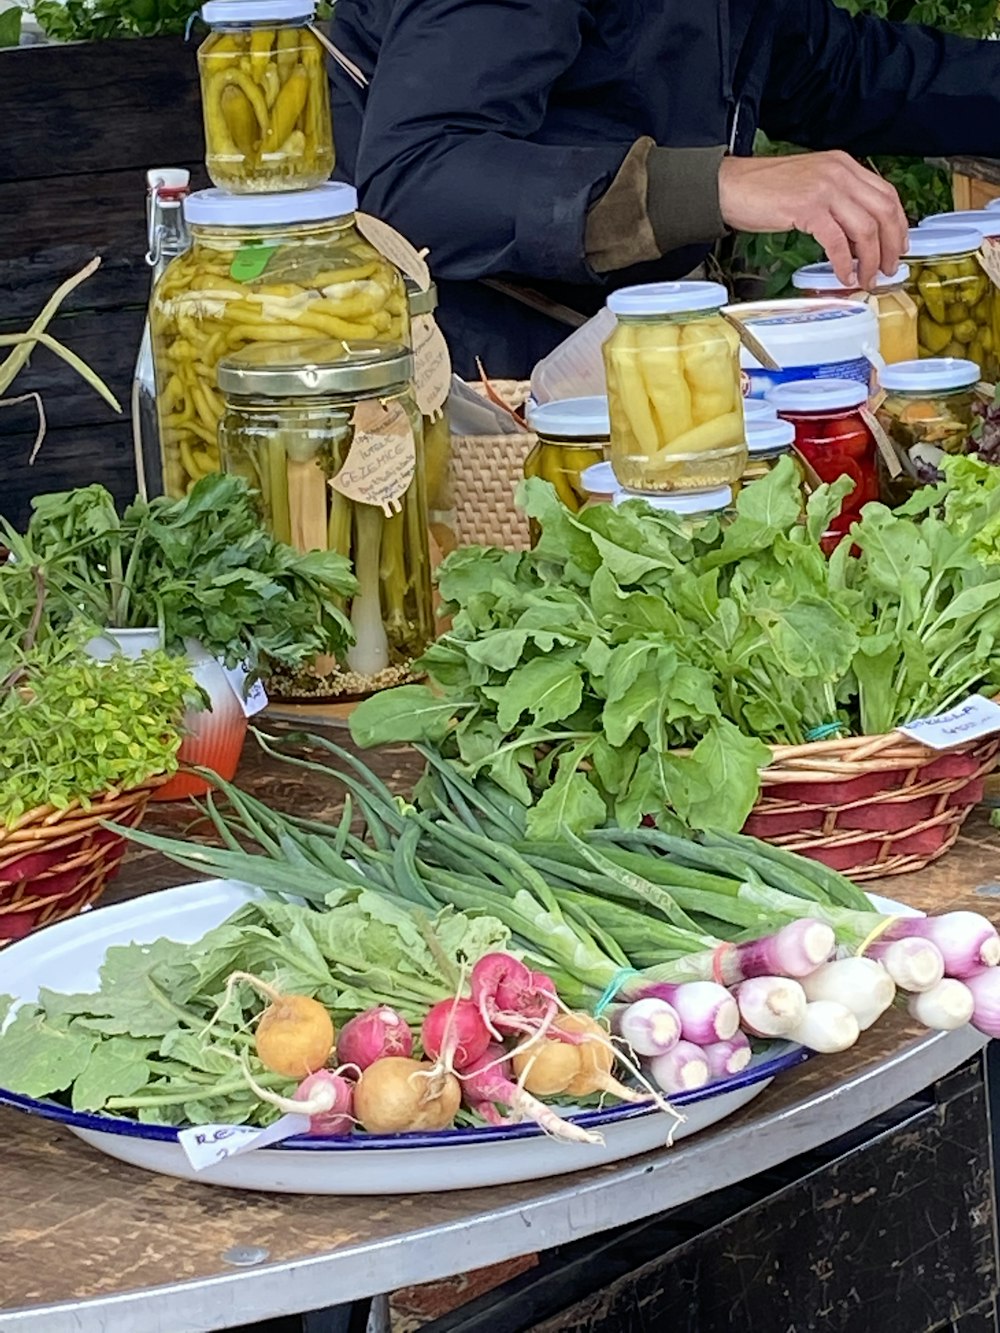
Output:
top-left (149, 183), bottom-right (407, 498)
top-left (791, 261), bottom-right (918, 365)
top-left (524, 396), bottom-right (609, 536)
top-left (903, 226), bottom-right (996, 381)
top-left (602, 282), bottom-right (746, 492)
top-left (217, 339), bottom-right (434, 701)
top-left (198, 0), bottom-right (333, 194)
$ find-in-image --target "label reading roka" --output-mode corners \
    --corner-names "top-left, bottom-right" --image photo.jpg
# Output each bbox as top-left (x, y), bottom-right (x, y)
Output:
top-left (899, 696), bottom-right (1000, 750)
top-left (178, 1113), bottom-right (309, 1171)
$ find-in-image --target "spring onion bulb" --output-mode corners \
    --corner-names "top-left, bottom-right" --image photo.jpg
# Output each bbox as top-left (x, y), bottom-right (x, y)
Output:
top-left (346, 501), bottom-right (389, 678)
top-left (735, 977), bottom-right (807, 1038)
top-left (703, 1033), bottom-right (752, 1079)
top-left (642, 981), bottom-right (739, 1044)
top-left (648, 1041), bottom-right (710, 1095)
top-left (961, 967), bottom-right (1000, 1038)
top-left (615, 998), bottom-right (682, 1058)
top-left (788, 1000), bottom-right (860, 1054)
top-left (907, 979), bottom-right (975, 1031)
top-left (866, 937), bottom-right (945, 993)
top-left (883, 912), bottom-right (1000, 978)
top-left (715, 919), bottom-right (835, 984)
top-left (801, 957), bottom-right (895, 1031)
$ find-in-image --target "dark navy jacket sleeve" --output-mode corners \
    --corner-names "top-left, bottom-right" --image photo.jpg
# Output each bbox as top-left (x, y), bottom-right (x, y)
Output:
top-left (761, 0), bottom-right (1000, 157)
top-left (351, 0), bottom-right (633, 286)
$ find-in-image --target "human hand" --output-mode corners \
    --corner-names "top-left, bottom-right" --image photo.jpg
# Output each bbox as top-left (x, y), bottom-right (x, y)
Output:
top-left (718, 151), bottom-right (908, 288)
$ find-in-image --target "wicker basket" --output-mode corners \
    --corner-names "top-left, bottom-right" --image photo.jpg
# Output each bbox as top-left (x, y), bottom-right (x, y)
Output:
top-left (0, 777), bottom-right (166, 944)
top-left (452, 379), bottom-right (535, 551)
top-left (747, 729), bottom-right (1000, 880)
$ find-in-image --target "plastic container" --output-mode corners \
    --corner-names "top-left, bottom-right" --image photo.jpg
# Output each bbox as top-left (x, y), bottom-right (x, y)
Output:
top-left (768, 379), bottom-right (877, 535)
top-left (875, 357), bottom-right (980, 505)
top-left (603, 281), bottom-right (745, 491)
top-left (580, 460), bottom-right (617, 506)
top-left (149, 184), bottom-right (406, 497)
top-left (742, 418), bottom-right (797, 486)
top-left (198, 0), bottom-right (333, 193)
top-left (726, 297), bottom-right (879, 400)
top-left (217, 339), bottom-right (433, 701)
top-left (407, 281), bottom-right (456, 562)
top-left (611, 484), bottom-right (734, 532)
top-left (791, 262), bottom-right (917, 366)
top-left (525, 397), bottom-right (610, 536)
top-left (902, 226), bottom-right (994, 379)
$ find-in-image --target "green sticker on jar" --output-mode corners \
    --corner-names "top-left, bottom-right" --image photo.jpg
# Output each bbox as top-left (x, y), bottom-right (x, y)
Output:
top-left (230, 242), bottom-right (278, 283)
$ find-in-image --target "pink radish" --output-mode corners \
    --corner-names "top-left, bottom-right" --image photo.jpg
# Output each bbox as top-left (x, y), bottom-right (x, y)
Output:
top-left (295, 1070), bottom-right (355, 1136)
top-left (471, 953), bottom-right (558, 1038)
top-left (421, 997), bottom-right (492, 1071)
top-left (461, 1044), bottom-right (603, 1145)
top-left (337, 1007), bottom-right (413, 1071)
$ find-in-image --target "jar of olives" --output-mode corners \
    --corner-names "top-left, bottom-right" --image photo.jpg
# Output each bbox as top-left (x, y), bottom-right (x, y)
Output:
top-left (524, 396), bottom-right (610, 538)
top-left (217, 339), bottom-right (433, 702)
top-left (768, 379), bottom-right (878, 537)
top-left (149, 184), bottom-right (407, 498)
top-left (603, 282), bottom-right (746, 492)
top-left (198, 0), bottom-right (334, 194)
top-left (791, 261), bottom-right (918, 365)
top-left (875, 357), bottom-right (980, 505)
top-left (904, 226), bottom-right (994, 379)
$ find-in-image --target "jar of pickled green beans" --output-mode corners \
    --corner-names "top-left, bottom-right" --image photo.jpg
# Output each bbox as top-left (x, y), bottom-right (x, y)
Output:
top-left (217, 338), bottom-right (434, 701)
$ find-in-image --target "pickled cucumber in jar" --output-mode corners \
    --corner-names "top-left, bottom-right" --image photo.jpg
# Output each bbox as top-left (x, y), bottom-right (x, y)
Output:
top-left (198, 0), bottom-right (334, 194)
top-left (602, 282), bottom-right (746, 492)
top-left (904, 226), bottom-right (995, 380)
top-left (875, 356), bottom-right (980, 505)
top-left (150, 184), bottom-right (408, 498)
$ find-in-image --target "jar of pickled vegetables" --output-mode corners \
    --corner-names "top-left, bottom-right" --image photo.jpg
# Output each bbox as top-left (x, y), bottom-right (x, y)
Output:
top-left (580, 460), bottom-right (617, 507)
top-left (741, 418), bottom-right (796, 486)
top-left (217, 339), bottom-right (433, 701)
top-left (149, 184), bottom-right (407, 498)
top-left (791, 261), bottom-right (918, 365)
top-left (407, 281), bottom-right (456, 562)
top-left (743, 398), bottom-right (778, 423)
top-left (198, 0), bottom-right (333, 194)
top-left (611, 484), bottom-right (735, 533)
top-left (603, 282), bottom-right (746, 492)
top-left (903, 226), bottom-right (995, 380)
top-left (875, 357), bottom-right (980, 505)
top-left (768, 379), bottom-right (878, 536)
top-left (524, 396), bottom-right (609, 538)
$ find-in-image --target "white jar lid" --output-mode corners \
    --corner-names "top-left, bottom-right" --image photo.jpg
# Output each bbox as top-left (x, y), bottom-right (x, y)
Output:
top-left (527, 395), bottom-right (610, 438)
top-left (767, 378), bottom-right (868, 412)
top-left (607, 280), bottom-right (728, 317)
top-left (918, 210), bottom-right (1000, 240)
top-left (184, 183), bottom-right (357, 227)
top-left (726, 298), bottom-right (878, 371)
top-left (904, 225), bottom-right (983, 258)
top-left (791, 261), bottom-right (910, 292)
top-left (612, 485), bottom-right (733, 514)
top-left (580, 461), bottom-right (618, 495)
top-left (202, 0), bottom-right (314, 22)
top-left (879, 357), bottom-right (981, 392)
top-left (742, 398), bottom-right (777, 421)
top-left (746, 419), bottom-right (796, 454)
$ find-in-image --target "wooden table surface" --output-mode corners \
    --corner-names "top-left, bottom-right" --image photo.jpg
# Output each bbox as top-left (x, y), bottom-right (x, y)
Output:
top-left (1, 719), bottom-right (998, 1333)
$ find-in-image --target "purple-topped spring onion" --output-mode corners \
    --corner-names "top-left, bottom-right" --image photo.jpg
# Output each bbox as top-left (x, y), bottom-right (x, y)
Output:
top-left (736, 977), bottom-right (807, 1038)
top-left (865, 938), bottom-right (945, 993)
top-left (908, 979), bottom-right (975, 1031)
top-left (703, 1033), bottom-right (752, 1079)
top-left (649, 1041), bottom-right (710, 1094)
top-left (336, 1006), bottom-right (413, 1072)
top-left (788, 1000), bottom-right (860, 1054)
top-left (639, 981), bottom-right (739, 1044)
top-left (801, 958), bottom-right (895, 1031)
top-left (712, 920), bottom-right (835, 985)
top-left (881, 912), bottom-right (1000, 977)
top-left (614, 998), bottom-right (682, 1058)
top-left (961, 967), bottom-right (1000, 1037)
top-left (461, 1044), bottom-right (604, 1144)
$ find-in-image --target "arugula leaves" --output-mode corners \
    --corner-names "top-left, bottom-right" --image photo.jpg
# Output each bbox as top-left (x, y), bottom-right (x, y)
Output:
top-left (351, 458), bottom-right (1000, 835)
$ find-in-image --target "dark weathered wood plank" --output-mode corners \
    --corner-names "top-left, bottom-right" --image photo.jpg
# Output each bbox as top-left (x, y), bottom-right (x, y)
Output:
top-left (1, 422), bottom-right (137, 528)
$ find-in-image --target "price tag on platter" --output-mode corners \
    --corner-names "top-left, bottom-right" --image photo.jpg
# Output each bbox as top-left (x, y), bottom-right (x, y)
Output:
top-left (412, 313), bottom-right (452, 418)
top-left (354, 213), bottom-right (431, 291)
top-left (222, 662), bottom-right (269, 718)
top-left (178, 1113), bottom-right (310, 1172)
top-left (330, 398), bottom-right (417, 514)
top-left (899, 696), bottom-right (1000, 750)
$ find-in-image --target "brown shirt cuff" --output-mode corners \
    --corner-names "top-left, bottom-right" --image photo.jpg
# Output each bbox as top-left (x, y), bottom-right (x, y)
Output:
top-left (586, 138), bottom-right (728, 274)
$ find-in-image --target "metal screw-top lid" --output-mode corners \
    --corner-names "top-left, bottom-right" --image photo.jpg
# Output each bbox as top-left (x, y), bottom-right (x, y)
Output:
top-left (406, 281), bottom-right (438, 317)
top-left (217, 340), bottom-right (413, 398)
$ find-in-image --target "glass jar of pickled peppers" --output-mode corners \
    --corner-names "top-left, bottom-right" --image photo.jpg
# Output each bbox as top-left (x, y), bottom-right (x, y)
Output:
top-left (217, 340), bottom-right (433, 701)
top-left (875, 357), bottom-right (980, 505)
top-left (741, 418), bottom-right (796, 486)
top-left (611, 485), bottom-right (734, 534)
top-left (149, 183), bottom-right (407, 498)
top-left (791, 261), bottom-right (918, 365)
top-left (524, 396), bottom-right (610, 539)
top-left (603, 282), bottom-right (746, 492)
top-left (407, 280), bottom-right (456, 561)
top-left (903, 226), bottom-right (995, 380)
top-left (768, 379), bottom-right (878, 536)
top-left (198, 0), bottom-right (333, 194)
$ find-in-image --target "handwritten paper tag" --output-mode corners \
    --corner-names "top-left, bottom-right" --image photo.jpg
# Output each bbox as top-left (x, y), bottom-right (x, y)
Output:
top-left (178, 1113), bottom-right (309, 1172)
top-left (222, 662), bottom-right (269, 718)
top-left (977, 241), bottom-right (1000, 291)
top-left (330, 399), bottom-right (416, 515)
top-left (355, 213), bottom-right (431, 291)
top-left (859, 405), bottom-right (902, 478)
top-left (722, 313), bottom-right (782, 372)
top-left (412, 314), bottom-right (452, 418)
top-left (899, 696), bottom-right (1000, 750)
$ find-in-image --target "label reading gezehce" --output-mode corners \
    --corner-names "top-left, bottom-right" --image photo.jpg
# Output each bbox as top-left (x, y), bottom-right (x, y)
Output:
top-left (899, 696), bottom-right (1000, 750)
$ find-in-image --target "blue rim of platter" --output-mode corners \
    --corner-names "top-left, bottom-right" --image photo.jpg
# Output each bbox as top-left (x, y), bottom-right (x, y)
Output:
top-left (0, 1044), bottom-right (810, 1151)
